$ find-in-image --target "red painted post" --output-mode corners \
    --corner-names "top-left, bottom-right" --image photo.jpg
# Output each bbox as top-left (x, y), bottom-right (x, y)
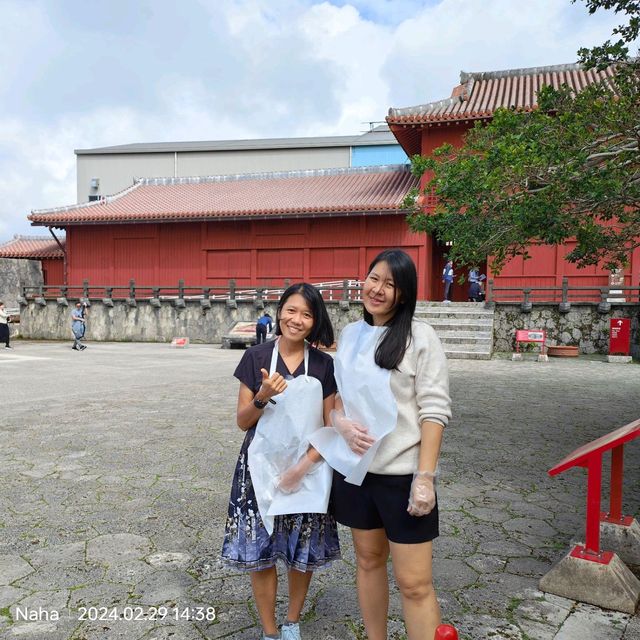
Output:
top-left (601, 442), bottom-right (633, 526)
top-left (584, 454), bottom-right (602, 556)
top-left (608, 445), bottom-right (623, 522)
top-left (435, 624), bottom-right (459, 639)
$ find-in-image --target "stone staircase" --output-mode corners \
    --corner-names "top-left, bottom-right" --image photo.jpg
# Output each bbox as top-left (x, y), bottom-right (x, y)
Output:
top-left (414, 302), bottom-right (495, 360)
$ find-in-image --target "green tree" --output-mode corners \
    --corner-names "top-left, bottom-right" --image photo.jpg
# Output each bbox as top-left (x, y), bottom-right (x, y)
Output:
top-left (405, 1), bottom-right (639, 274)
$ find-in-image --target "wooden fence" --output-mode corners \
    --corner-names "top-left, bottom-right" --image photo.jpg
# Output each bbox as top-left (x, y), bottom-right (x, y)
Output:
top-left (20, 279), bottom-right (364, 304)
top-left (487, 277), bottom-right (640, 312)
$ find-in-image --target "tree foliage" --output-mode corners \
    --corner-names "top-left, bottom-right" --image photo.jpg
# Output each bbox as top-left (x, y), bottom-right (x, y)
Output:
top-left (406, 1), bottom-right (640, 273)
top-left (576, 0), bottom-right (640, 66)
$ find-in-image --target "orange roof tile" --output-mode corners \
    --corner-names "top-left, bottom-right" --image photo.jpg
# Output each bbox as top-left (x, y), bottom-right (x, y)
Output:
top-left (387, 62), bottom-right (617, 125)
top-left (29, 166), bottom-right (417, 226)
top-left (0, 235), bottom-right (65, 259)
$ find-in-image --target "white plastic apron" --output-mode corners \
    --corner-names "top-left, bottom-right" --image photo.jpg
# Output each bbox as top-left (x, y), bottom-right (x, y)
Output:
top-left (247, 340), bottom-right (333, 535)
top-left (309, 320), bottom-right (398, 486)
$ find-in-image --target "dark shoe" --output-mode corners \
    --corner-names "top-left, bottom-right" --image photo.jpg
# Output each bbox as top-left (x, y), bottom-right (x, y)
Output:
top-left (80, 346), bottom-right (87, 350)
top-left (5, 345), bottom-right (12, 349)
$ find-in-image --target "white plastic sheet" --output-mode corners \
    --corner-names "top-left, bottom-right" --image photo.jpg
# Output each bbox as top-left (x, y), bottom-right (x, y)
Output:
top-left (310, 320), bottom-right (398, 485)
top-left (248, 341), bottom-right (332, 535)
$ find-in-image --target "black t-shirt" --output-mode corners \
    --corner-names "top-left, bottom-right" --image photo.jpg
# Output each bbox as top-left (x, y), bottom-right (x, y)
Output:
top-left (233, 341), bottom-right (337, 399)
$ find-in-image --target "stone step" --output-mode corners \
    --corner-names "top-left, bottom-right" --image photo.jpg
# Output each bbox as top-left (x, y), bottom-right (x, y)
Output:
top-left (444, 349), bottom-right (491, 360)
top-left (416, 302), bottom-right (495, 360)
top-left (416, 309), bottom-right (495, 320)
top-left (424, 318), bottom-right (494, 330)
top-left (436, 330), bottom-right (493, 339)
top-left (443, 340), bottom-right (493, 351)
top-left (439, 335), bottom-right (493, 346)
top-left (416, 302), bottom-right (487, 307)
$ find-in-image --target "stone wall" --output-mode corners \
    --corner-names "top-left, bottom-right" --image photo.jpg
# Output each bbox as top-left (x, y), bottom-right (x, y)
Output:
top-left (493, 303), bottom-right (640, 358)
top-left (19, 298), bottom-right (364, 343)
top-left (19, 298), bottom-right (640, 359)
top-left (0, 258), bottom-right (43, 308)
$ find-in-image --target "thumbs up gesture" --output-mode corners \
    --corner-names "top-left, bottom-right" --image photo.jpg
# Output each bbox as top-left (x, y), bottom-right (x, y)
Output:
top-left (257, 368), bottom-right (287, 402)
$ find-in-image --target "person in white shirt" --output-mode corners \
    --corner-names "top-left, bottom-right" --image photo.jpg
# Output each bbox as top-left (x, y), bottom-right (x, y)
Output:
top-left (0, 301), bottom-right (12, 349)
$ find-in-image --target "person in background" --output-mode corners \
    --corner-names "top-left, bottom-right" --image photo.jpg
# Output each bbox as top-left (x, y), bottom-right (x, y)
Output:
top-left (0, 301), bottom-right (12, 349)
top-left (71, 302), bottom-right (87, 351)
top-left (468, 267), bottom-right (486, 302)
top-left (256, 311), bottom-right (273, 345)
top-left (468, 280), bottom-right (485, 302)
top-left (442, 260), bottom-right (454, 303)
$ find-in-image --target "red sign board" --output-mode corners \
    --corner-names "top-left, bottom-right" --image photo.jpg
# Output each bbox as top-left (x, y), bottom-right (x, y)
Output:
top-left (516, 329), bottom-right (545, 343)
top-left (609, 318), bottom-right (631, 356)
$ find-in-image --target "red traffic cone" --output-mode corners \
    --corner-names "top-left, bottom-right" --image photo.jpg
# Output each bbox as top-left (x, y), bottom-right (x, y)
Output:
top-left (434, 624), bottom-right (459, 639)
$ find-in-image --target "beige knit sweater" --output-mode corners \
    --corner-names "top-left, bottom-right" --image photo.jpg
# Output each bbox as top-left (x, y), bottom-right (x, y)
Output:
top-left (340, 319), bottom-right (452, 475)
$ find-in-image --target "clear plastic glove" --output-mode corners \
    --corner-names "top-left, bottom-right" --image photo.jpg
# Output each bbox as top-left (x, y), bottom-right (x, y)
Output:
top-left (330, 409), bottom-right (376, 456)
top-left (277, 453), bottom-right (317, 494)
top-left (407, 469), bottom-right (437, 517)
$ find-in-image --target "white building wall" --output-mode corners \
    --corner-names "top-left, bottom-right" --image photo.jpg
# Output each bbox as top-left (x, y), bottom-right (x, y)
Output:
top-left (77, 153), bottom-right (175, 202)
top-left (77, 147), bottom-right (350, 202)
top-left (176, 148), bottom-right (349, 179)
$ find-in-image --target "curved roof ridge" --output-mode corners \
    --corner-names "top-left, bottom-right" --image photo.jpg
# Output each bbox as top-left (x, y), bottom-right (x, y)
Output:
top-left (388, 95), bottom-right (464, 118)
top-left (9, 233), bottom-right (66, 241)
top-left (139, 164), bottom-right (410, 188)
top-left (460, 62), bottom-right (579, 83)
top-left (31, 181), bottom-right (143, 216)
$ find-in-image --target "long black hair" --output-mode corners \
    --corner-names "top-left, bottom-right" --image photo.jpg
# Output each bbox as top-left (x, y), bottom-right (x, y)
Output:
top-left (275, 283), bottom-right (334, 348)
top-left (363, 249), bottom-right (417, 370)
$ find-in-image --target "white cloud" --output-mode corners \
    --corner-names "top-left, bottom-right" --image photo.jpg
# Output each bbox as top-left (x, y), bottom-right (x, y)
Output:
top-left (0, 0), bottom-right (635, 241)
top-left (383, 0), bottom-right (628, 107)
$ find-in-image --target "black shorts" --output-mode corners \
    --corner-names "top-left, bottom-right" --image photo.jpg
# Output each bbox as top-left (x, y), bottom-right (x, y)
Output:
top-left (331, 470), bottom-right (439, 544)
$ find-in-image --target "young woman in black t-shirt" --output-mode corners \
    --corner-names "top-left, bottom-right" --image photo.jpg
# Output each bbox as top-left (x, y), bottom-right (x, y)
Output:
top-left (221, 283), bottom-right (339, 640)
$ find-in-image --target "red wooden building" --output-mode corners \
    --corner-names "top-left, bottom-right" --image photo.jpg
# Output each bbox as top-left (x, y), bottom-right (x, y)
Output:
top-left (29, 167), bottom-right (436, 296)
top-left (26, 62), bottom-right (639, 302)
top-left (387, 62), bottom-right (640, 300)
top-left (0, 235), bottom-right (65, 285)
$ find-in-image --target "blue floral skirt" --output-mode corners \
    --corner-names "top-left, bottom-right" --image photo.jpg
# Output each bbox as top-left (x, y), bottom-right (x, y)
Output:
top-left (221, 427), bottom-right (341, 572)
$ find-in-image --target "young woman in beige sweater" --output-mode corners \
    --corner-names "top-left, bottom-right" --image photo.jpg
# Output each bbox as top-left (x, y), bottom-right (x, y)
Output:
top-left (320, 249), bottom-right (452, 640)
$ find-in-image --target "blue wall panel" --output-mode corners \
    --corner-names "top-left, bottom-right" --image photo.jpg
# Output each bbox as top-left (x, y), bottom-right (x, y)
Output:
top-left (351, 145), bottom-right (408, 167)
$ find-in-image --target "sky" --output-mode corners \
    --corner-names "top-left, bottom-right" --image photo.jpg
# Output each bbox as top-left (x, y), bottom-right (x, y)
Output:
top-left (0, 0), bottom-right (634, 242)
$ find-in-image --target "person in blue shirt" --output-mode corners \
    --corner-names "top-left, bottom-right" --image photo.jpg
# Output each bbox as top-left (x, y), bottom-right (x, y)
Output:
top-left (442, 260), bottom-right (454, 303)
top-left (256, 312), bottom-right (273, 345)
top-left (71, 302), bottom-right (87, 351)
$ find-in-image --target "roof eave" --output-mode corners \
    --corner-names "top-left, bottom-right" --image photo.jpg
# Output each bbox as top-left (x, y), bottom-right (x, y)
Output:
top-left (29, 208), bottom-right (412, 227)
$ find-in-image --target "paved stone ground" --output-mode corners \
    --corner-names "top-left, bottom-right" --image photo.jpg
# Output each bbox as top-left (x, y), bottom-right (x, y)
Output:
top-left (1, 341), bottom-right (639, 640)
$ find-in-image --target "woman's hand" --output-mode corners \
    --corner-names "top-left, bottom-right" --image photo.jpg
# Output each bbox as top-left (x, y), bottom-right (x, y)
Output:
top-left (257, 368), bottom-right (287, 401)
top-left (407, 470), bottom-right (437, 516)
top-left (277, 453), bottom-right (316, 494)
top-left (331, 409), bottom-right (375, 456)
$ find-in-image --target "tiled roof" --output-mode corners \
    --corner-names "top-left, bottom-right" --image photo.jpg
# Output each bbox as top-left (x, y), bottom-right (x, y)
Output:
top-left (387, 63), bottom-right (617, 125)
top-left (0, 235), bottom-right (65, 259)
top-left (29, 166), bottom-right (418, 226)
